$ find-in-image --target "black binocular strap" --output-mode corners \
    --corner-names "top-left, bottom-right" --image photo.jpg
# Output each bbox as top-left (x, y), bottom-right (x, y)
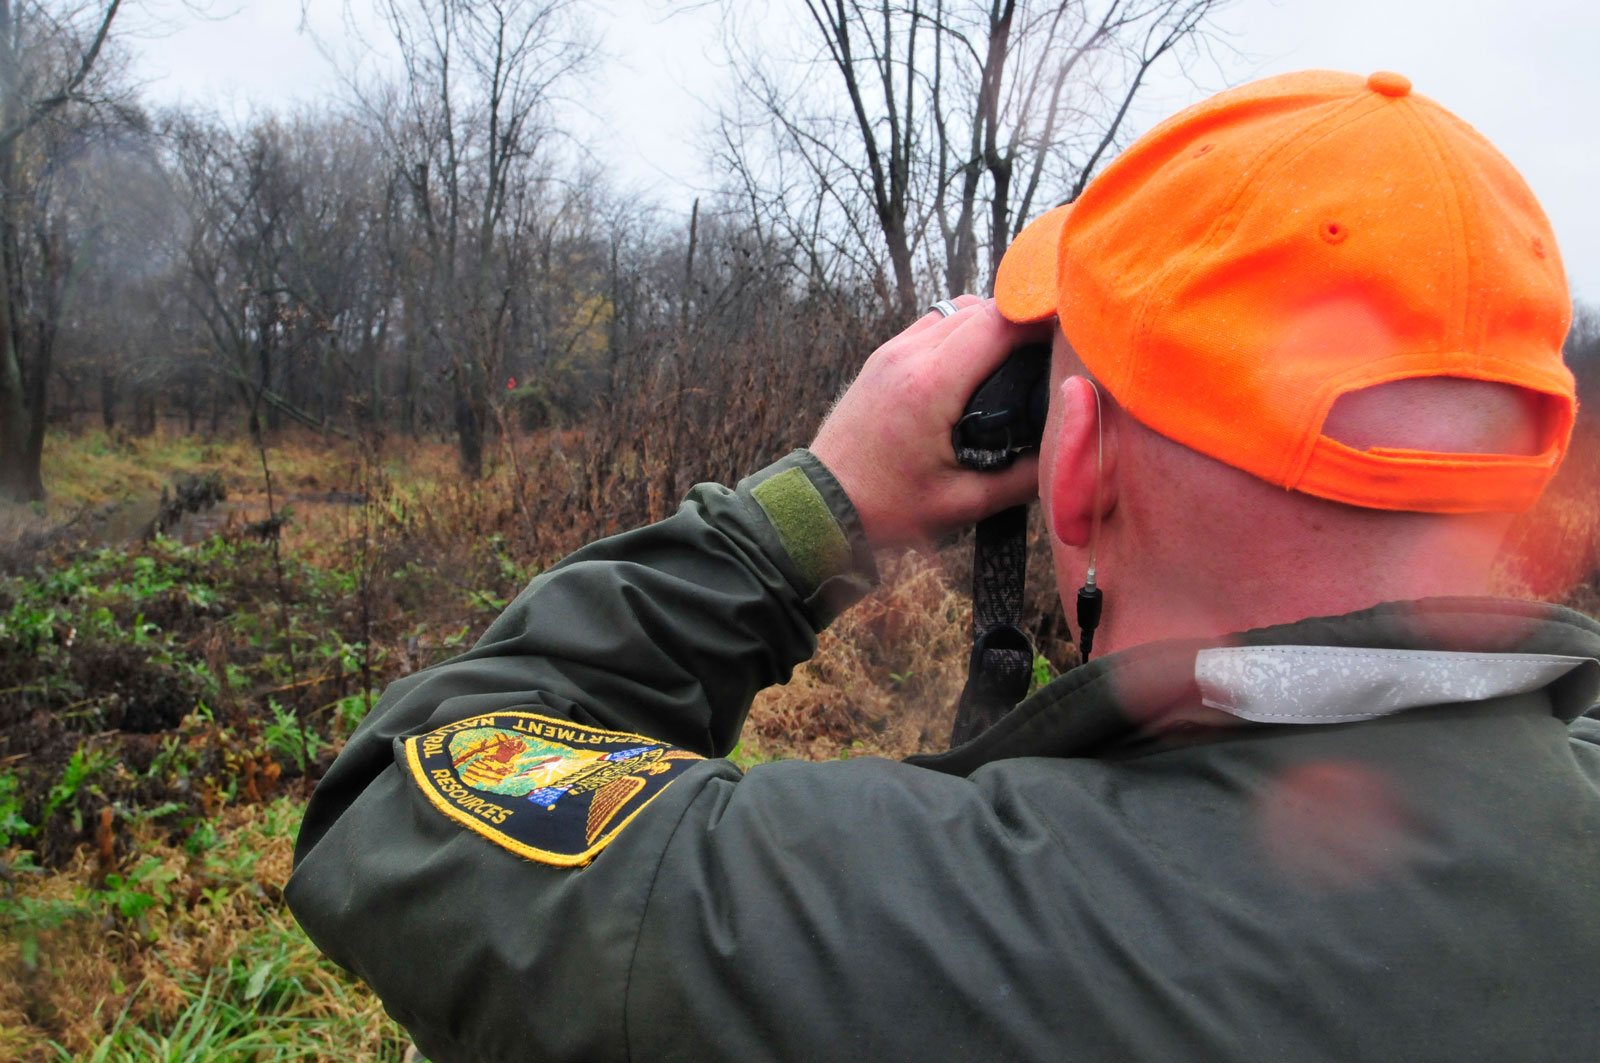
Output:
top-left (950, 504), bottom-right (1033, 747)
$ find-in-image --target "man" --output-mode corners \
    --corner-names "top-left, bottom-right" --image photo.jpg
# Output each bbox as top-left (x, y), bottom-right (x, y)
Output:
top-left (288, 70), bottom-right (1600, 1062)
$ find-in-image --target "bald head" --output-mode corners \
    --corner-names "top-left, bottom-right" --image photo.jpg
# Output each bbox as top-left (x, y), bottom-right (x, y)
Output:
top-left (1042, 336), bottom-right (1544, 654)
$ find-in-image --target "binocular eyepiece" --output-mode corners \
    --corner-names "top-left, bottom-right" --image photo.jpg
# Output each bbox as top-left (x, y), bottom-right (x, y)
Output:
top-left (952, 342), bottom-right (1051, 467)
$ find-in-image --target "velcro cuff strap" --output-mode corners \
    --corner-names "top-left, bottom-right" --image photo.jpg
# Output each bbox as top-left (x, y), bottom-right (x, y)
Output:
top-left (751, 466), bottom-right (855, 588)
top-left (738, 451), bottom-right (877, 627)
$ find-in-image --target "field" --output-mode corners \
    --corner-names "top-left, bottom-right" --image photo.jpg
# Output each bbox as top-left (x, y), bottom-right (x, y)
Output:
top-left (2, 421), bottom-right (1597, 1061)
top-left (0, 426), bottom-right (1032, 1060)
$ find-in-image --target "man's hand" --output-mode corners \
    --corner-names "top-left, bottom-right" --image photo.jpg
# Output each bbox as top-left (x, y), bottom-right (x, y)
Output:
top-left (811, 297), bottom-right (1046, 550)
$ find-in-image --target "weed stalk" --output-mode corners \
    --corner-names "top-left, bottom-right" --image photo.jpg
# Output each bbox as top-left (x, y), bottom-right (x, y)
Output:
top-left (254, 439), bottom-right (311, 793)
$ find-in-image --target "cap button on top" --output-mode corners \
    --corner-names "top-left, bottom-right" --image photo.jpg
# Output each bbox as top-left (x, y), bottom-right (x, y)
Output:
top-left (1367, 71), bottom-right (1412, 97)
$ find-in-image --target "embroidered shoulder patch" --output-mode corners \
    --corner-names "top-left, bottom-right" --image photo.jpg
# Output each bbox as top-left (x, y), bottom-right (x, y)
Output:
top-left (403, 712), bottom-right (704, 867)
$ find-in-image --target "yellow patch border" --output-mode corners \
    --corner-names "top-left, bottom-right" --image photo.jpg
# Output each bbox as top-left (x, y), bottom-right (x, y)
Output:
top-left (402, 711), bottom-right (701, 867)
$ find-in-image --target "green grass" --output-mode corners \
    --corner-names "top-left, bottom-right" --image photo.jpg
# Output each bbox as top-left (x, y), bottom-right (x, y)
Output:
top-left (2, 798), bottom-right (411, 1062)
top-left (37, 429), bottom-right (251, 518)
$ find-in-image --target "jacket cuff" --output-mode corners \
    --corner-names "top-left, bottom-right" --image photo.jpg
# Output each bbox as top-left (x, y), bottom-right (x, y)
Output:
top-left (737, 450), bottom-right (878, 626)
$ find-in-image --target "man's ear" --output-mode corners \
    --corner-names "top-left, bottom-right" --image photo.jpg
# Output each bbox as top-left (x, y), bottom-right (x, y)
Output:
top-left (1045, 375), bottom-right (1118, 547)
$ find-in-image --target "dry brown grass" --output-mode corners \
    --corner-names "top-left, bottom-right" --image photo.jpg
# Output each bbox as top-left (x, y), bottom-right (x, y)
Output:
top-left (0, 800), bottom-right (403, 1062)
top-left (746, 551), bottom-right (975, 760)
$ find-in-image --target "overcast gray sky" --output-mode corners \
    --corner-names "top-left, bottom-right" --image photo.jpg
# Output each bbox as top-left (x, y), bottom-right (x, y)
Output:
top-left (134, 1), bottom-right (1599, 302)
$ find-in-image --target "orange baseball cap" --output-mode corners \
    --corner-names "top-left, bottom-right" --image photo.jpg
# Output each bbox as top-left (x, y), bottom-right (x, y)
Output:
top-left (995, 69), bottom-right (1575, 512)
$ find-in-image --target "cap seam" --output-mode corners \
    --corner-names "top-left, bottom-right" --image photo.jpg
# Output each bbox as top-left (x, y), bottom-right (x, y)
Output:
top-left (1419, 107), bottom-right (1488, 365)
top-left (1470, 355), bottom-right (1578, 395)
top-left (1305, 349), bottom-right (1576, 393)
top-left (1399, 100), bottom-right (1468, 360)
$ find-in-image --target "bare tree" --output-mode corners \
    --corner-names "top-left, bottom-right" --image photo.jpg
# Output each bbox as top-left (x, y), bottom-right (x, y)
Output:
top-left (0, 0), bottom-right (124, 502)
top-left (170, 114), bottom-right (297, 440)
top-left (261, 112), bottom-right (399, 428)
top-left (0, 0), bottom-right (1243, 511)
top-left (360, 0), bottom-right (593, 477)
top-left (716, 0), bottom-right (1232, 319)
top-left (47, 115), bottom-right (180, 434)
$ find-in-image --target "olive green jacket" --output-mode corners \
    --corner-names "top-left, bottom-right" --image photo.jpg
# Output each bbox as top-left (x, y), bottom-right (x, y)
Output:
top-left (288, 451), bottom-right (1600, 1063)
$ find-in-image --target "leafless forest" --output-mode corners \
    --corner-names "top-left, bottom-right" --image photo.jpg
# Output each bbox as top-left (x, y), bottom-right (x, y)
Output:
top-left (0, 0), bottom-right (1248, 503)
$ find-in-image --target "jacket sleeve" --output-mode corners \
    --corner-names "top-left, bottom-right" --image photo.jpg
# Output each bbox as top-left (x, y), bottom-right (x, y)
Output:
top-left (285, 450), bottom-right (878, 1062)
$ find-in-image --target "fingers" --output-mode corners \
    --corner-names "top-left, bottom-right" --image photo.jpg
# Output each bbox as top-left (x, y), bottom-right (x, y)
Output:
top-left (933, 303), bottom-right (1053, 400)
top-left (816, 294), bottom-right (1050, 549)
top-left (912, 456), bottom-right (1039, 547)
top-left (899, 293), bottom-right (986, 338)
top-left (951, 454), bottom-right (1040, 522)
top-left (886, 300), bottom-right (1024, 399)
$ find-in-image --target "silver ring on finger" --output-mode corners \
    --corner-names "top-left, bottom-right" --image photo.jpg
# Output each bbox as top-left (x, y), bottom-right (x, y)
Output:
top-left (927, 298), bottom-right (960, 319)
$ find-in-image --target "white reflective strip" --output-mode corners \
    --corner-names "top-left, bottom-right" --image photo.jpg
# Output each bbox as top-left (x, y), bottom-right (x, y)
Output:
top-left (1194, 646), bottom-right (1598, 724)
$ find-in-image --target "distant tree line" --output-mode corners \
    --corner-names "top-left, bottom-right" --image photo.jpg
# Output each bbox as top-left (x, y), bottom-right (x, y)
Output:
top-left (60, 1), bottom-right (1600, 510)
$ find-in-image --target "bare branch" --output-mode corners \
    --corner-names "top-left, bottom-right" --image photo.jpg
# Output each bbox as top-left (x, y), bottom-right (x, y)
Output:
top-left (0, 0), bottom-right (124, 149)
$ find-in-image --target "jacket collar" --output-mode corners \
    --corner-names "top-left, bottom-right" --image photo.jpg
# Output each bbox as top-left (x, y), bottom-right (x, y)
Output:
top-left (1195, 644), bottom-right (1595, 725)
top-left (907, 597), bottom-right (1600, 777)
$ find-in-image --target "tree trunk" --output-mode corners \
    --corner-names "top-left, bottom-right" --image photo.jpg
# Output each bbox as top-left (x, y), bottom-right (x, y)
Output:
top-left (0, 0), bottom-right (124, 502)
top-left (0, 28), bottom-right (41, 503)
top-left (0, 189), bottom-right (39, 499)
top-left (100, 364), bottom-right (117, 429)
top-left (260, 338), bottom-right (281, 433)
top-left (986, 156), bottom-right (1013, 296)
top-left (134, 388), bottom-right (155, 435)
top-left (453, 362), bottom-right (483, 478)
top-left (0, 340), bottom-right (41, 501)
top-left (184, 373), bottom-right (198, 432)
top-left (886, 227), bottom-right (917, 321)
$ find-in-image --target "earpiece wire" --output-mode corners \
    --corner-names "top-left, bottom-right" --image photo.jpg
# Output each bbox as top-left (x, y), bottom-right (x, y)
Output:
top-left (1086, 379), bottom-right (1104, 588)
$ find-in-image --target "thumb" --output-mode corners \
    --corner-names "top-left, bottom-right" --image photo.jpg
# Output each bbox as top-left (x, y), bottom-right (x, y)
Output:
top-left (947, 455), bottom-right (1039, 529)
